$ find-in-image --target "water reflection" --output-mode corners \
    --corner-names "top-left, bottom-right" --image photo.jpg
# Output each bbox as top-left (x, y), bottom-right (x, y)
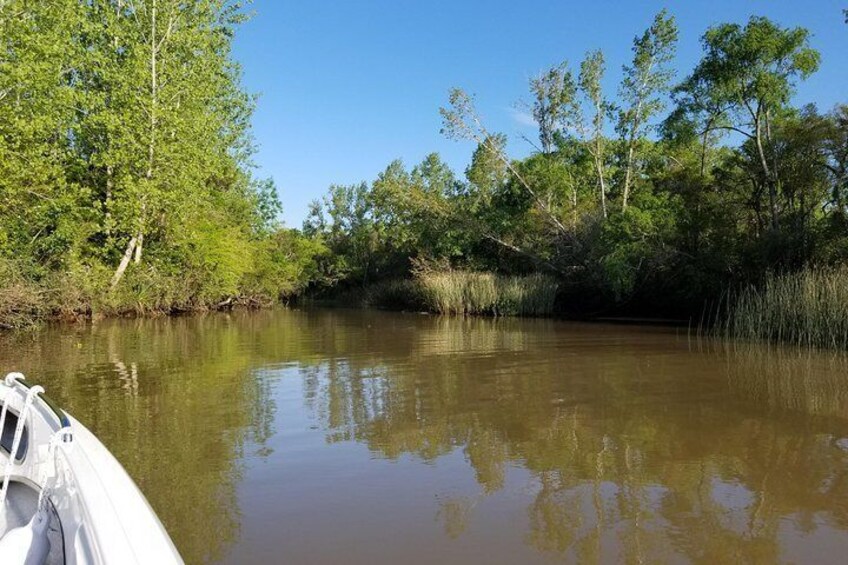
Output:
top-left (299, 313), bottom-right (848, 563)
top-left (0, 309), bottom-right (847, 563)
top-left (0, 316), bottom-right (278, 564)
top-left (722, 341), bottom-right (848, 419)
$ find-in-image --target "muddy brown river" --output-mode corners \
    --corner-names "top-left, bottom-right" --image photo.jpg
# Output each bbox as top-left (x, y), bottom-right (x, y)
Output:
top-left (1, 308), bottom-right (847, 563)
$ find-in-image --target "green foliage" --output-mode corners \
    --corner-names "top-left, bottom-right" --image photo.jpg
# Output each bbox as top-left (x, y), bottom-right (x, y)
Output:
top-left (306, 154), bottom-right (472, 288)
top-left (530, 63), bottom-right (580, 154)
top-left (4, 3), bottom-right (846, 345)
top-left (0, 259), bottom-right (47, 330)
top-left (595, 200), bottom-right (677, 299)
top-left (0, 1), bottom-right (324, 328)
top-left (465, 134), bottom-right (509, 206)
top-left (680, 17), bottom-right (820, 119)
top-left (672, 17), bottom-right (820, 230)
top-left (315, 10), bottom-right (848, 337)
top-left (618, 9), bottom-right (678, 210)
top-left (245, 230), bottom-right (329, 300)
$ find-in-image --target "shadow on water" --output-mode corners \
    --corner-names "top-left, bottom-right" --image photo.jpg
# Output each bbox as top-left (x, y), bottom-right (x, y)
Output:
top-left (1, 308), bottom-right (847, 563)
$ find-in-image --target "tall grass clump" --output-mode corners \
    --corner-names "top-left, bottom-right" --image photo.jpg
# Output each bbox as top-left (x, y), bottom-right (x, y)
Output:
top-left (722, 267), bottom-right (848, 349)
top-left (417, 271), bottom-right (558, 316)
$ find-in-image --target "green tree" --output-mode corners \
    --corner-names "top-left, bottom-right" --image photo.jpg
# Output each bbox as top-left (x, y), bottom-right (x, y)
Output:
top-left (824, 105), bottom-right (848, 213)
top-left (673, 17), bottom-right (820, 230)
top-left (618, 9), bottom-right (678, 211)
top-left (441, 88), bottom-right (570, 237)
top-left (579, 50), bottom-right (611, 218)
top-left (465, 134), bottom-right (509, 204)
top-left (529, 64), bottom-right (579, 155)
top-left (0, 0), bottom-right (88, 268)
top-left (1, 1), bottom-right (320, 326)
top-left (98, 0), bottom-right (255, 289)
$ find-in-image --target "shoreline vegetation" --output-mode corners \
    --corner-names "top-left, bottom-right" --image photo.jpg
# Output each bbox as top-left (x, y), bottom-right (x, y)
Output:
top-left (3, 5), bottom-right (848, 350)
top-left (0, 1), bottom-right (325, 330)
top-left (721, 268), bottom-right (848, 350)
top-left (357, 271), bottom-right (559, 317)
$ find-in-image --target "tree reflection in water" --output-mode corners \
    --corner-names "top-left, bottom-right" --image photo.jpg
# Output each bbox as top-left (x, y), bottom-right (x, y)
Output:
top-left (0, 315), bottom-right (278, 564)
top-left (0, 309), bottom-right (847, 563)
top-left (300, 313), bottom-right (848, 563)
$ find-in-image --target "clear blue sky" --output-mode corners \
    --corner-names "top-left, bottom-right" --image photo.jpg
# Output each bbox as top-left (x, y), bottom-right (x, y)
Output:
top-left (231, 1), bottom-right (848, 227)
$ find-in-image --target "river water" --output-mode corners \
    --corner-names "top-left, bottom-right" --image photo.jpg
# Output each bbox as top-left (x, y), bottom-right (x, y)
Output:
top-left (1, 308), bottom-right (848, 563)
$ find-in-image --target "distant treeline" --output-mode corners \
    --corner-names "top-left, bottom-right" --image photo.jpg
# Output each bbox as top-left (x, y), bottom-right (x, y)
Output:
top-left (0, 1), bottom-right (324, 328)
top-left (305, 11), bottom-right (848, 331)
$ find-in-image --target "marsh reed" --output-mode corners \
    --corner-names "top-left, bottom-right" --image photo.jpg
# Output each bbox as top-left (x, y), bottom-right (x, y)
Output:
top-left (722, 267), bottom-right (848, 349)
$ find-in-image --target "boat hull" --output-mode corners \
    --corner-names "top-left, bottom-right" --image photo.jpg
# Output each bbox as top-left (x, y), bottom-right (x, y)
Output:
top-left (0, 378), bottom-right (183, 564)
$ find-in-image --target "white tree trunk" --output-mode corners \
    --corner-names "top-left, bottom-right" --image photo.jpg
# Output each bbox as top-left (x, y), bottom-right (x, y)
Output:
top-left (110, 235), bottom-right (137, 290)
top-left (133, 231), bottom-right (143, 264)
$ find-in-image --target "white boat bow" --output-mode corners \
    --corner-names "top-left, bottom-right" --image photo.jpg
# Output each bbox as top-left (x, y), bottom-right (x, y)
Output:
top-left (0, 372), bottom-right (183, 564)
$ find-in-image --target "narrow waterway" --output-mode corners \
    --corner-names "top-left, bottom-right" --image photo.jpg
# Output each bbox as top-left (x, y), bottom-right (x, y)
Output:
top-left (1, 308), bottom-right (847, 563)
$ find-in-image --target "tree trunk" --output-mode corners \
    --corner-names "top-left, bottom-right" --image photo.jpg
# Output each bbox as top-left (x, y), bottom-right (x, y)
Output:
top-left (621, 100), bottom-right (645, 212)
top-left (754, 112), bottom-right (779, 230)
top-left (105, 165), bottom-right (113, 237)
top-left (110, 235), bottom-right (137, 289)
top-left (595, 148), bottom-right (607, 219)
top-left (134, 231), bottom-right (143, 264)
top-left (592, 95), bottom-right (608, 219)
top-left (622, 143), bottom-right (635, 211)
top-left (484, 137), bottom-right (569, 235)
top-left (700, 128), bottom-right (710, 178)
top-left (571, 182), bottom-right (578, 230)
top-left (135, 0), bottom-right (158, 267)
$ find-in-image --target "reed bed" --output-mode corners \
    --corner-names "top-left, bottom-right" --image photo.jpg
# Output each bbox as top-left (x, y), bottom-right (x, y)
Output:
top-left (417, 271), bottom-right (558, 317)
top-left (722, 267), bottom-right (848, 349)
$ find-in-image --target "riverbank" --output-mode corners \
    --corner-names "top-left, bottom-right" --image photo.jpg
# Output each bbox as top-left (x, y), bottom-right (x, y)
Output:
top-left (7, 264), bottom-right (848, 355)
top-left (0, 258), bottom-right (287, 330)
top-left (315, 266), bottom-right (848, 351)
top-left (720, 267), bottom-right (848, 349)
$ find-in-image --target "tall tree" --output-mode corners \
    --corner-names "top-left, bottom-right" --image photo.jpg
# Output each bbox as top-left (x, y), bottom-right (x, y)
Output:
top-left (673, 17), bottom-right (820, 230)
top-left (824, 105), bottom-right (848, 212)
top-left (466, 134), bottom-right (509, 203)
top-left (441, 88), bottom-right (569, 235)
top-left (0, 0), bottom-right (87, 264)
top-left (578, 50), bottom-right (610, 218)
top-left (101, 0), bottom-right (254, 289)
top-left (529, 64), bottom-right (578, 154)
top-left (618, 9), bottom-right (678, 211)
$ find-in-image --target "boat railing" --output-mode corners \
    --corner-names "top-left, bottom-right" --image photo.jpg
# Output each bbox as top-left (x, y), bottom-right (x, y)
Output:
top-left (4, 373), bottom-right (71, 429)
